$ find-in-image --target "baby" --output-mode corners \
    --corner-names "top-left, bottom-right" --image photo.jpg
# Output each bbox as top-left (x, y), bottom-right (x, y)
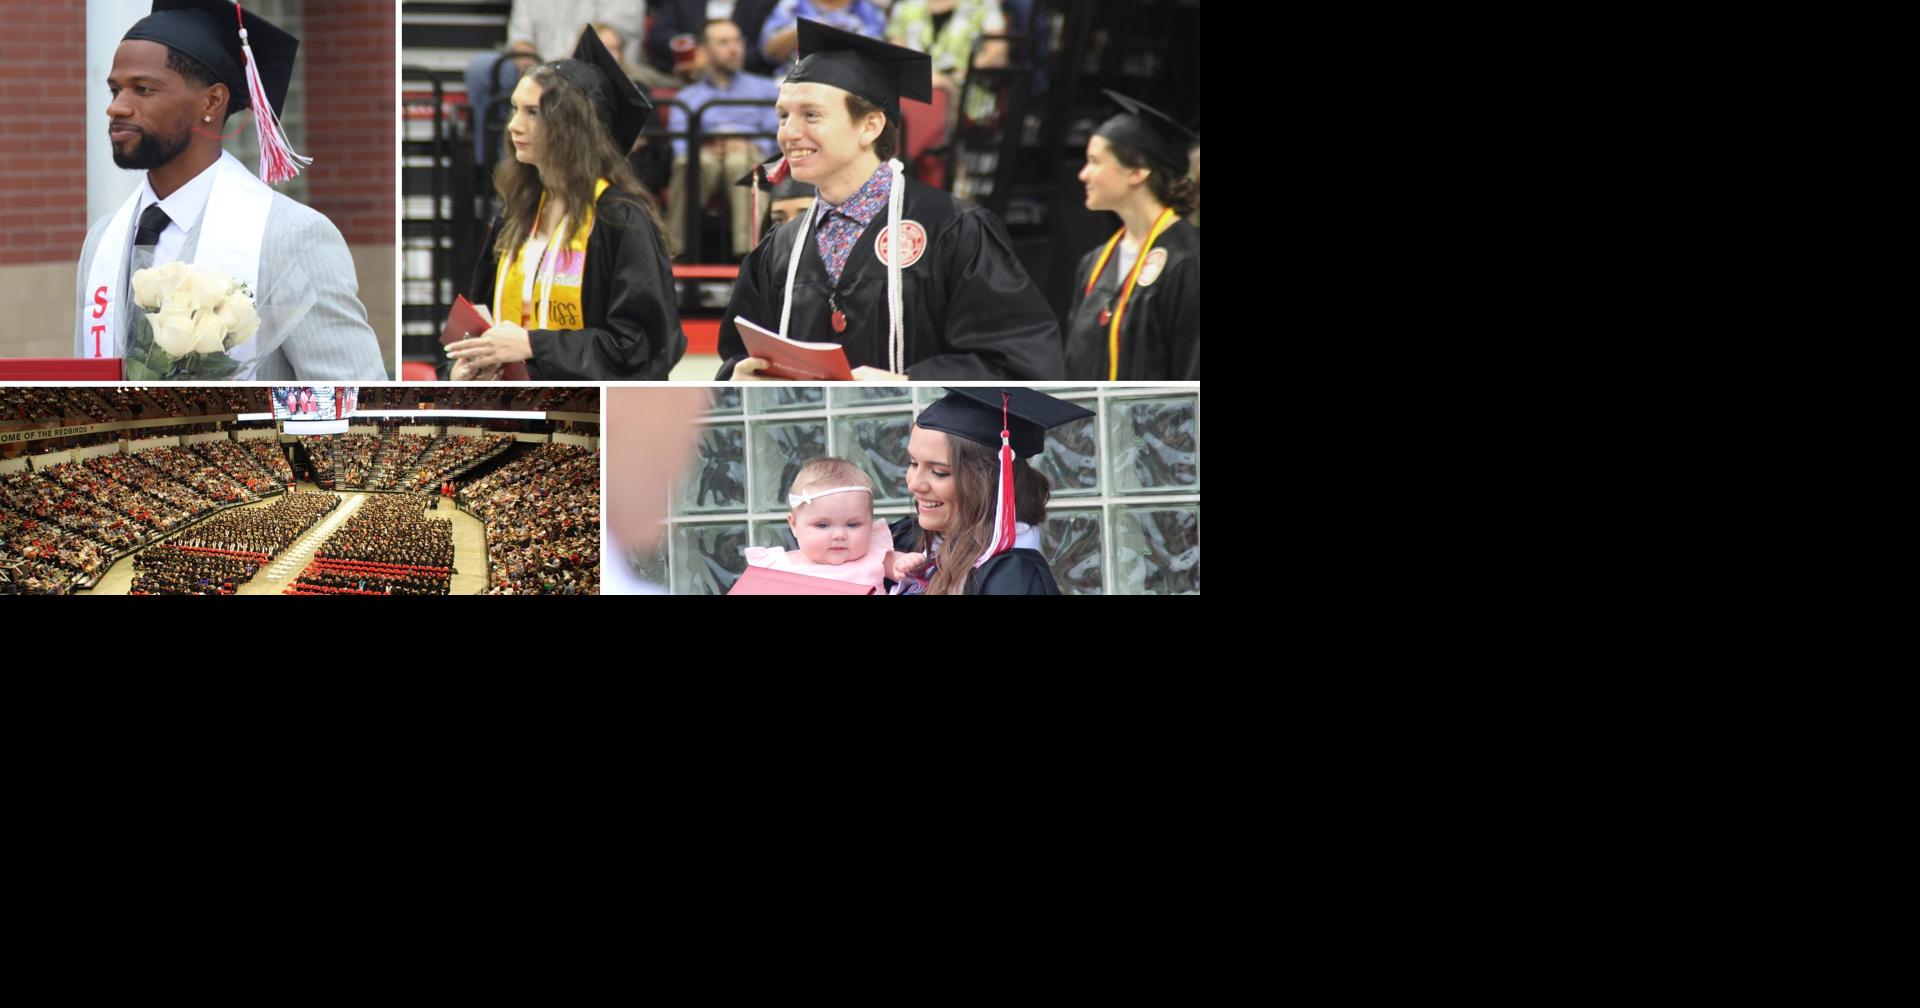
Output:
top-left (743, 457), bottom-right (924, 591)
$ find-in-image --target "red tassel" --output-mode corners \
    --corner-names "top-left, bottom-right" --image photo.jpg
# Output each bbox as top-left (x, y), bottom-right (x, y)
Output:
top-left (235, 4), bottom-right (311, 184)
top-left (751, 171), bottom-right (762, 246)
top-left (978, 392), bottom-right (1016, 566)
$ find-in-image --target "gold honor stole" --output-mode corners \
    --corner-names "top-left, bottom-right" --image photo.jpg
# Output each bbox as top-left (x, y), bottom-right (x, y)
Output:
top-left (494, 178), bottom-right (610, 331)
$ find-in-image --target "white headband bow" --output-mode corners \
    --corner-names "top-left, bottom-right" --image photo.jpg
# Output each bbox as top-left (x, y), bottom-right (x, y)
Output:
top-left (789, 485), bottom-right (872, 509)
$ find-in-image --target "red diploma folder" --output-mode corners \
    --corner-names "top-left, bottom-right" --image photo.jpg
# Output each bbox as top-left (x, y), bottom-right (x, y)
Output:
top-left (728, 565), bottom-right (877, 595)
top-left (441, 295), bottom-right (528, 381)
top-left (733, 316), bottom-right (855, 381)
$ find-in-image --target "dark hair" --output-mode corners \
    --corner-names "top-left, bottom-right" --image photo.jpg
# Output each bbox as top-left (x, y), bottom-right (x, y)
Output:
top-left (166, 45), bottom-right (230, 120)
top-left (1106, 139), bottom-right (1200, 218)
top-left (843, 93), bottom-right (901, 163)
top-left (924, 429), bottom-right (1052, 596)
top-left (494, 64), bottom-right (663, 261)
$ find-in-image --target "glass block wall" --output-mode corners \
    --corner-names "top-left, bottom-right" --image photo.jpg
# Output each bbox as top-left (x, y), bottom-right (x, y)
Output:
top-left (631, 386), bottom-right (1200, 595)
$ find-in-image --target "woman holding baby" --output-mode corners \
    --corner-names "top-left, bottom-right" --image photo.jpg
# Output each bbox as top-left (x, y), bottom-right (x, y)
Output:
top-left (746, 388), bottom-right (1089, 595)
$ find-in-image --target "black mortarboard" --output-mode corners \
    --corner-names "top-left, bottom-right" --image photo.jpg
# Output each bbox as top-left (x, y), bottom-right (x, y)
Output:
top-left (546, 25), bottom-right (653, 153)
top-left (122, 0), bottom-right (298, 117)
top-left (784, 19), bottom-right (932, 124)
top-left (915, 388), bottom-right (1094, 460)
top-left (734, 157), bottom-right (813, 201)
top-left (1094, 90), bottom-right (1200, 176)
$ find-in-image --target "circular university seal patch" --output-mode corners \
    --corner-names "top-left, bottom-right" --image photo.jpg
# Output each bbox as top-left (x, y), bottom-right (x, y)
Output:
top-left (874, 220), bottom-right (928, 269)
top-left (1136, 247), bottom-right (1169, 287)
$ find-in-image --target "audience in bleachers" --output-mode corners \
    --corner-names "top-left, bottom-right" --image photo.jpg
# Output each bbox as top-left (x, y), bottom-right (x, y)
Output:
top-left (461, 443), bottom-right (600, 596)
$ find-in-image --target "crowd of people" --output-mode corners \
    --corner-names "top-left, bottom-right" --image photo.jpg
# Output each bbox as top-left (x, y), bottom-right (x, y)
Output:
top-left (1, 388), bottom-right (275, 427)
top-left (287, 557), bottom-right (451, 596)
top-left (167, 491), bottom-right (338, 557)
top-left (1, 389), bottom-right (118, 424)
top-left (0, 431), bottom-right (306, 594)
top-left (0, 476), bottom-right (113, 593)
top-left (406, 435), bottom-right (513, 492)
top-left (128, 544), bottom-right (263, 595)
top-left (461, 443), bottom-right (600, 595)
top-left (314, 494), bottom-right (457, 572)
top-left (133, 446), bottom-right (256, 505)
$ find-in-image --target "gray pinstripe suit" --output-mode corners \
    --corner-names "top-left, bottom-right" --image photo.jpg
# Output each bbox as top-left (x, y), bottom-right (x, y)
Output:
top-left (75, 190), bottom-right (391, 380)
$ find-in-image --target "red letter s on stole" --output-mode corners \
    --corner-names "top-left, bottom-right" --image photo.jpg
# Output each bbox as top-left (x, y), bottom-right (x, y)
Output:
top-left (92, 286), bottom-right (108, 318)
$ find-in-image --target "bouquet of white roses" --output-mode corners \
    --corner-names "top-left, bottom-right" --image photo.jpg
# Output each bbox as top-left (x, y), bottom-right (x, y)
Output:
top-left (123, 261), bottom-right (262, 380)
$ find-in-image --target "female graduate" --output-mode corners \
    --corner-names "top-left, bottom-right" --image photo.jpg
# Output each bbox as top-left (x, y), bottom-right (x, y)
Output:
top-left (446, 26), bottom-right (686, 381)
top-left (716, 19), bottom-right (1063, 382)
top-left (887, 388), bottom-right (1093, 595)
top-left (1065, 91), bottom-right (1201, 381)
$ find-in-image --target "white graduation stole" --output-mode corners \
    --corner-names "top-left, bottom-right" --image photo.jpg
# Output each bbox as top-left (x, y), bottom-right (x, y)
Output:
top-left (81, 151), bottom-right (272, 359)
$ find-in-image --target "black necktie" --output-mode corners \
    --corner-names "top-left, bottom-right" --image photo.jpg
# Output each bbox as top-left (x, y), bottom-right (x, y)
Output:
top-left (134, 203), bottom-right (170, 247)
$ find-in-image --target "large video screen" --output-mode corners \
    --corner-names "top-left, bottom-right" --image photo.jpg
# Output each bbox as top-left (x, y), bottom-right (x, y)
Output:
top-left (272, 387), bottom-right (354, 421)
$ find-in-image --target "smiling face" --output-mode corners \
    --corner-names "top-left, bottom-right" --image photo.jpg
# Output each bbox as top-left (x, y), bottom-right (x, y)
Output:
top-left (775, 81), bottom-right (883, 198)
top-left (905, 425), bottom-right (956, 534)
top-left (787, 489), bottom-right (873, 565)
top-left (106, 40), bottom-right (211, 170)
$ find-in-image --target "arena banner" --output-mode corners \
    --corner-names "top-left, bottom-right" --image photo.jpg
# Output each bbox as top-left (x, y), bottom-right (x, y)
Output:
top-left (0, 414), bottom-right (242, 445)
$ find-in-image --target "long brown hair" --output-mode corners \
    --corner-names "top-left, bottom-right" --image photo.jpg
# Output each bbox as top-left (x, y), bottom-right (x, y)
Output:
top-left (924, 430), bottom-right (1052, 596)
top-left (493, 64), bottom-right (663, 260)
top-left (1105, 138), bottom-right (1200, 218)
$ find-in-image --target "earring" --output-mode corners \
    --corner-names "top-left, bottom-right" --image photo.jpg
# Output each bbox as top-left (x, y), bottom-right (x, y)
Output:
top-left (203, 116), bottom-right (212, 122)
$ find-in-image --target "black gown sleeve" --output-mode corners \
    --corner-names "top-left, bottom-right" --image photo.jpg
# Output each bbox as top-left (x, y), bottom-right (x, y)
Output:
top-left (906, 208), bottom-right (1064, 380)
top-left (526, 199), bottom-right (685, 380)
top-left (968, 551), bottom-right (1062, 595)
top-left (715, 229), bottom-right (782, 380)
top-left (1160, 254), bottom-right (1201, 381)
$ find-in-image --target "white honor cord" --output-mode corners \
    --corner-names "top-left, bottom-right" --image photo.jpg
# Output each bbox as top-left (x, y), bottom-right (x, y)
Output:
top-left (774, 161), bottom-right (907, 371)
top-left (777, 199), bottom-right (816, 339)
top-left (535, 213), bottom-right (566, 330)
top-left (788, 485), bottom-right (872, 509)
top-left (886, 157), bottom-right (904, 376)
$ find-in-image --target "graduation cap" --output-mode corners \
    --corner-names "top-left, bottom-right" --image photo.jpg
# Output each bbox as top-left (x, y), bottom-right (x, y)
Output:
top-left (122, 0), bottom-right (309, 182)
top-left (735, 158), bottom-right (813, 202)
top-left (916, 389), bottom-right (1094, 565)
top-left (1094, 89), bottom-right (1200, 176)
top-left (735, 157), bottom-right (816, 246)
top-left (785, 18), bottom-right (932, 124)
top-left (546, 25), bottom-right (653, 153)
top-left (916, 387), bottom-right (1093, 460)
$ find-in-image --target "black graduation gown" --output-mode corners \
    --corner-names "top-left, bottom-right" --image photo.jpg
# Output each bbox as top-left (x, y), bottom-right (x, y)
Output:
top-left (716, 177), bottom-right (1064, 380)
top-left (468, 190), bottom-right (686, 380)
top-left (1064, 218), bottom-right (1200, 381)
top-left (886, 516), bottom-right (1063, 595)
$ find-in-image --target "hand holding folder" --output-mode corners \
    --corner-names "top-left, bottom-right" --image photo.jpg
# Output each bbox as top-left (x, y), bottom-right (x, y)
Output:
top-left (441, 295), bottom-right (528, 381)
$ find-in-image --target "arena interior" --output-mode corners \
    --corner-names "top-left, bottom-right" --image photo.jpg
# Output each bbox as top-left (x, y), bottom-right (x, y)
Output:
top-left (2, 386), bottom-right (600, 596)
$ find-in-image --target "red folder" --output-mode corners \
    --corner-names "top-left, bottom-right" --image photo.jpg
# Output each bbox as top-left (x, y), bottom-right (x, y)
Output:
top-left (734, 316), bottom-right (855, 381)
top-left (0, 358), bottom-right (124, 380)
top-left (441, 295), bottom-right (528, 381)
top-left (728, 565), bottom-right (877, 595)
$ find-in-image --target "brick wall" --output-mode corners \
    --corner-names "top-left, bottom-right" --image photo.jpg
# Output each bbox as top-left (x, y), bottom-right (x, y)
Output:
top-left (304, 1), bottom-right (394, 246)
top-left (0, 3), bottom-right (88, 266)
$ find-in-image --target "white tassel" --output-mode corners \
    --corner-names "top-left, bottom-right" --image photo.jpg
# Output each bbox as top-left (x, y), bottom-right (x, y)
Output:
top-left (237, 17), bottom-right (311, 184)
